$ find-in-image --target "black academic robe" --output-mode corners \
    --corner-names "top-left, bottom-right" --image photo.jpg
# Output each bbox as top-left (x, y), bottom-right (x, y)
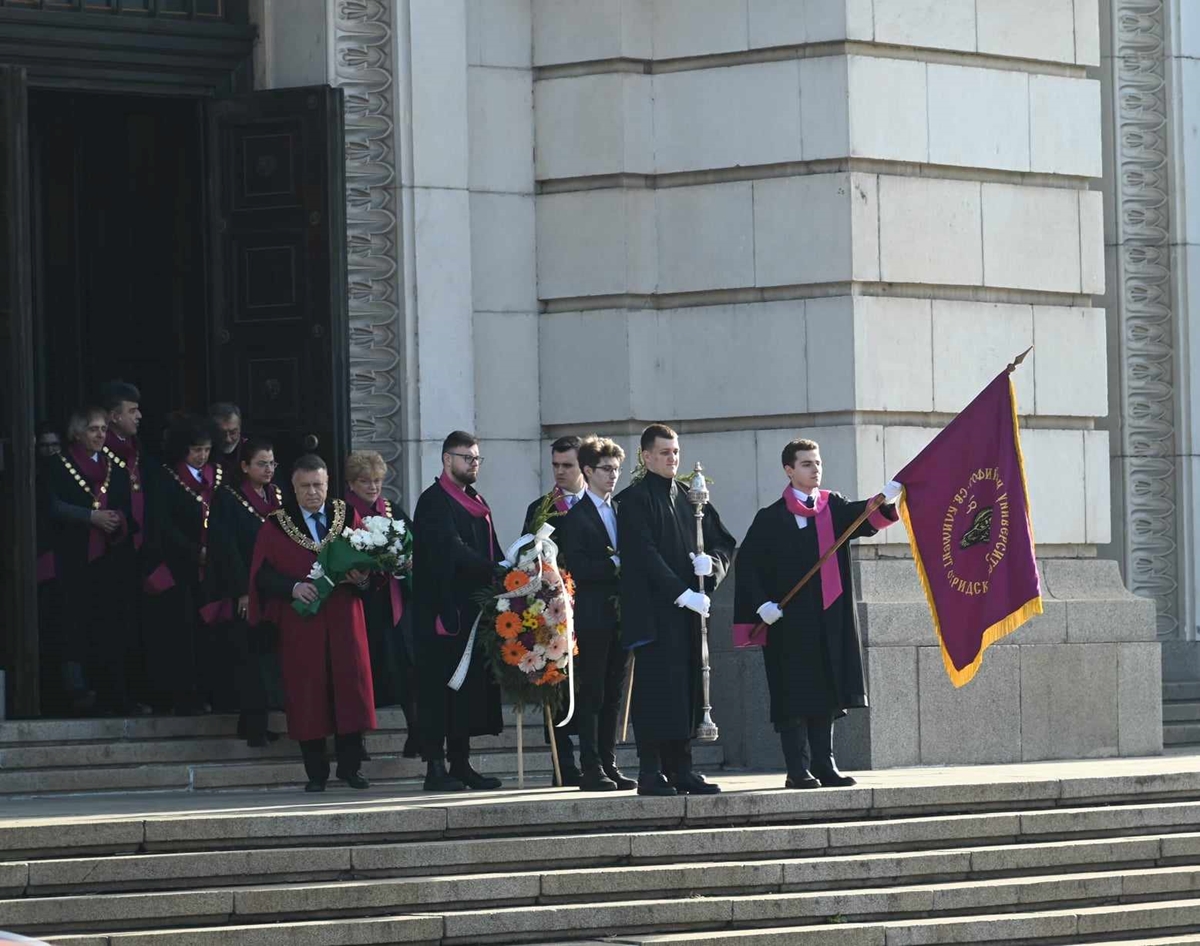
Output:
top-left (734, 493), bottom-right (897, 727)
top-left (617, 471), bottom-right (735, 743)
top-left (45, 452), bottom-right (137, 710)
top-left (412, 479), bottom-right (505, 739)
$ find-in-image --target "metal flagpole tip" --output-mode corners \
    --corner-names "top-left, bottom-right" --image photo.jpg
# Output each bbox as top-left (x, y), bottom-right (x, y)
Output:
top-left (1007, 345), bottom-right (1034, 374)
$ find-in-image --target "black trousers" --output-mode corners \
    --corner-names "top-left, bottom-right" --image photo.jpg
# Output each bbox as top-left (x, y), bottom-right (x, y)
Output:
top-left (574, 625), bottom-right (632, 771)
top-left (779, 715), bottom-right (836, 778)
top-left (636, 738), bottom-right (694, 778)
top-left (299, 733), bottom-right (362, 783)
top-left (225, 619), bottom-right (275, 741)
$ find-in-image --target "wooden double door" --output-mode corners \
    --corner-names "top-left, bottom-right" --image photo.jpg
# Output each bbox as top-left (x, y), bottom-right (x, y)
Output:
top-left (0, 68), bottom-right (351, 716)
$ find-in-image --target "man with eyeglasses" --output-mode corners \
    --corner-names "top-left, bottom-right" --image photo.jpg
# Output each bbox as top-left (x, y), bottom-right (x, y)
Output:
top-left (559, 436), bottom-right (637, 792)
top-left (412, 431), bottom-right (505, 792)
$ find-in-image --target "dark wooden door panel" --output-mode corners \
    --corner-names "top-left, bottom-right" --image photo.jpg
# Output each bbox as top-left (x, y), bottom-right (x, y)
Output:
top-left (0, 64), bottom-right (38, 717)
top-left (207, 85), bottom-right (348, 485)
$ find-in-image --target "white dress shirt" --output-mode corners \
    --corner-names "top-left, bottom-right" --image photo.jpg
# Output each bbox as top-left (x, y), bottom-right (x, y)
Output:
top-left (587, 489), bottom-right (618, 548)
top-left (187, 464), bottom-right (204, 483)
top-left (791, 487), bottom-right (818, 530)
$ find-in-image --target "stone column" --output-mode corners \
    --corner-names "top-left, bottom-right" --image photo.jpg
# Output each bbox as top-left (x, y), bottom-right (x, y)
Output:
top-left (533, 0), bottom-right (1161, 767)
top-left (252, 0), bottom-right (539, 539)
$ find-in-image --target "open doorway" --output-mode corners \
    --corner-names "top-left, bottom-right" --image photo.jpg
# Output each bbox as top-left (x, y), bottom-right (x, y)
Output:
top-left (29, 90), bottom-right (210, 444)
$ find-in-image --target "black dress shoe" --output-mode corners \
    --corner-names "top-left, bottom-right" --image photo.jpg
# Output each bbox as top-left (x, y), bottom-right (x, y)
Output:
top-left (672, 770), bottom-right (721, 795)
top-left (246, 735), bottom-right (268, 748)
top-left (359, 748), bottom-right (373, 762)
top-left (449, 763), bottom-right (503, 791)
top-left (637, 773), bottom-right (677, 797)
top-left (785, 772), bottom-right (822, 789)
top-left (813, 769), bottom-right (857, 787)
top-left (424, 760), bottom-right (466, 792)
top-left (579, 767), bottom-right (618, 792)
top-left (341, 773), bottom-right (371, 790)
top-left (304, 779), bottom-right (326, 793)
top-left (603, 765), bottom-right (638, 791)
top-left (265, 730), bottom-right (281, 743)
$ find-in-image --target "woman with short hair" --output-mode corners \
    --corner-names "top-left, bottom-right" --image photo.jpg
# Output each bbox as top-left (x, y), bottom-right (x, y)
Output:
top-left (344, 450), bottom-right (419, 757)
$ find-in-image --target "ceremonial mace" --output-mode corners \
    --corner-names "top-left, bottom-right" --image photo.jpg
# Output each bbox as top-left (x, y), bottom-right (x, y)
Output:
top-left (688, 462), bottom-right (719, 742)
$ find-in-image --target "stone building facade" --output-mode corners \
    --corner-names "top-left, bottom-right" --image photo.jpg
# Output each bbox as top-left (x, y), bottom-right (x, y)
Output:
top-left (249, 0), bottom-right (1197, 768)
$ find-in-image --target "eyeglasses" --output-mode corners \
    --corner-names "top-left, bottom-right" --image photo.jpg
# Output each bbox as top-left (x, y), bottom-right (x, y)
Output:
top-left (449, 453), bottom-right (484, 465)
top-left (595, 465), bottom-right (621, 474)
top-left (250, 460), bottom-right (278, 469)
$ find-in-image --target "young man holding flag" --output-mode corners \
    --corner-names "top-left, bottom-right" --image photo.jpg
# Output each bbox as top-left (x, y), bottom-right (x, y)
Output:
top-left (734, 439), bottom-right (900, 789)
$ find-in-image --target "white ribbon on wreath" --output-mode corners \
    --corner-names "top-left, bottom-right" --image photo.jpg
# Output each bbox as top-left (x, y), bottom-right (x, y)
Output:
top-left (447, 523), bottom-right (577, 728)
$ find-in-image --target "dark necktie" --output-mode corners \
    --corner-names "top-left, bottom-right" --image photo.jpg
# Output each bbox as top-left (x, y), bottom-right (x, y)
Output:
top-left (313, 512), bottom-right (328, 541)
top-left (804, 496), bottom-right (815, 509)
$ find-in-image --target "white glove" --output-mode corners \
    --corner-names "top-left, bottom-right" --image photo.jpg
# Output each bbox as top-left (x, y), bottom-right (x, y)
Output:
top-left (881, 480), bottom-right (903, 503)
top-left (610, 554), bottom-right (621, 568)
top-left (690, 552), bottom-right (714, 577)
top-left (757, 601), bottom-right (784, 625)
top-left (675, 588), bottom-right (711, 617)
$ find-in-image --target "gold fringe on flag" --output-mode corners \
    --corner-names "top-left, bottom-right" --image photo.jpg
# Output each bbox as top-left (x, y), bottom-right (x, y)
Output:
top-left (898, 377), bottom-right (1044, 688)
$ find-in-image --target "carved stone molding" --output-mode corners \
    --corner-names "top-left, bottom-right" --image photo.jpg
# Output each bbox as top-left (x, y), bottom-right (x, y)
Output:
top-left (331, 0), bottom-right (404, 499)
top-left (1113, 0), bottom-right (1178, 638)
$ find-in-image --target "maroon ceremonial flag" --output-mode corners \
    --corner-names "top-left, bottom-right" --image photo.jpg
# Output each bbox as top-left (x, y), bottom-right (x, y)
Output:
top-left (895, 370), bottom-right (1042, 687)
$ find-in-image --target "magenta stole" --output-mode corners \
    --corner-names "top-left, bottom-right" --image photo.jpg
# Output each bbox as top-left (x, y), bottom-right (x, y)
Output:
top-left (345, 489), bottom-right (404, 626)
top-left (435, 472), bottom-right (495, 637)
top-left (69, 445), bottom-right (125, 564)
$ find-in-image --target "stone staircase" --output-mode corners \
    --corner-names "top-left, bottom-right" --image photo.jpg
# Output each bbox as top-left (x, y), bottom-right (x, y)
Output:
top-left (0, 708), bottom-right (724, 796)
top-left (1164, 682), bottom-right (1200, 749)
top-left (4, 756), bottom-right (1200, 943)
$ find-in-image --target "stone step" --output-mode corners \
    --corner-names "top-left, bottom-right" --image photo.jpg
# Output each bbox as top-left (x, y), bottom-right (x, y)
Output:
top-left (1163, 722), bottom-right (1200, 745)
top-left (7, 822), bottom-right (1187, 898)
top-left (1164, 682), bottom-right (1200, 702)
top-left (0, 742), bottom-right (722, 796)
top-left (1163, 702), bottom-right (1200, 722)
top-left (16, 864), bottom-right (1200, 939)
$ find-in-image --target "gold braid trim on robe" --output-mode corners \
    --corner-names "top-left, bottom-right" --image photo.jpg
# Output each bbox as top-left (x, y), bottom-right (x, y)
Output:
top-left (222, 483), bottom-right (283, 523)
top-left (270, 499), bottom-right (347, 553)
top-left (59, 454), bottom-right (113, 510)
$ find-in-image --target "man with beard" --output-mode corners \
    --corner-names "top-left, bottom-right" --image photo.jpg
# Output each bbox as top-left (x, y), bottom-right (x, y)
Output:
top-left (208, 402), bottom-right (246, 479)
top-left (618, 424), bottom-right (735, 796)
top-left (733, 438), bottom-right (900, 788)
top-left (248, 454), bottom-right (375, 792)
top-left (412, 431), bottom-right (505, 792)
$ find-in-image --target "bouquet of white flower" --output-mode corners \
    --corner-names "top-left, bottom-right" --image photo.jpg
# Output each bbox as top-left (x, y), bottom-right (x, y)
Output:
top-left (343, 515), bottom-right (413, 576)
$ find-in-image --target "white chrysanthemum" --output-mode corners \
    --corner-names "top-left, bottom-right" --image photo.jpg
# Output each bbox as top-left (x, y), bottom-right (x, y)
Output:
top-left (495, 598), bottom-right (510, 612)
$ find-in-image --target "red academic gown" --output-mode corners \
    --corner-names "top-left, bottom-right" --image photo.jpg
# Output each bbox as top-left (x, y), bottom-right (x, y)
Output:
top-left (248, 499), bottom-right (377, 741)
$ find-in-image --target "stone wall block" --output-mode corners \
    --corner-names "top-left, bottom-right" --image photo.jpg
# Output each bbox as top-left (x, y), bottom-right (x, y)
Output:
top-left (982, 183), bottom-right (1081, 293)
top-left (1084, 430), bottom-right (1112, 545)
top-left (853, 296), bottom-right (933, 413)
top-left (657, 182), bottom-right (754, 293)
top-left (1032, 306), bottom-right (1106, 416)
top-left (975, 0), bottom-right (1076, 65)
top-left (748, 0), bottom-right (806, 48)
top-left (800, 56), bottom-right (850, 161)
top-left (1019, 643), bottom-right (1118, 761)
top-left (467, 0), bottom-right (533, 68)
top-left (927, 64), bottom-right (1029, 172)
top-left (1079, 190), bottom-right (1105, 294)
top-left (469, 67), bottom-right (534, 194)
top-left (1015, 600), bottom-right (1068, 645)
top-left (754, 174), bottom-right (854, 287)
top-left (654, 62), bottom-right (801, 174)
top-left (872, 0), bottom-right (975, 52)
top-left (864, 646), bottom-right (920, 769)
top-left (859, 601), bottom-right (936, 647)
top-left (931, 301), bottom-right (1034, 413)
top-left (471, 192), bottom-right (536, 312)
top-left (538, 310), bottom-right (632, 424)
top-left (1066, 599), bottom-right (1159, 643)
top-left (534, 74), bottom-right (652, 180)
top-left (1118, 642), bottom-right (1164, 755)
top-left (411, 0), bottom-right (470, 189)
top-left (1022, 429), bottom-right (1087, 545)
top-left (651, 0), bottom-right (750, 59)
top-left (532, 0), bottom-right (651, 65)
top-left (854, 559), bottom-right (926, 602)
top-left (848, 56), bottom-right (928, 163)
top-left (1029, 76), bottom-right (1103, 178)
top-left (1074, 0), bottom-right (1101, 66)
top-left (918, 644), bottom-right (1021, 764)
top-left (474, 313), bottom-right (540, 439)
top-left (879, 176), bottom-right (982, 286)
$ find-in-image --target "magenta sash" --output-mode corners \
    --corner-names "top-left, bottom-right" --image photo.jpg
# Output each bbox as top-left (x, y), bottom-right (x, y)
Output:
top-left (783, 488), bottom-right (843, 611)
top-left (104, 432), bottom-right (145, 548)
top-left (69, 446), bottom-right (124, 564)
top-left (243, 481), bottom-right (281, 519)
top-left (436, 473), bottom-right (495, 637)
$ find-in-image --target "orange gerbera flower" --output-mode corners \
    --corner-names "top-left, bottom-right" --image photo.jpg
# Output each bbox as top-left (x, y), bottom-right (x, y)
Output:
top-left (539, 666), bottom-right (564, 685)
top-left (501, 641), bottom-right (525, 666)
top-left (561, 570), bottom-right (576, 599)
top-left (496, 611), bottom-right (522, 639)
top-left (504, 569), bottom-right (529, 592)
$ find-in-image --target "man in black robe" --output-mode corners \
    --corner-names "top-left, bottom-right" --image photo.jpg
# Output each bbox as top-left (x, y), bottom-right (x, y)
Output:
top-left (560, 436), bottom-right (636, 791)
top-left (618, 423), bottom-right (735, 796)
top-left (412, 430), bottom-right (505, 792)
top-left (209, 401), bottom-right (247, 480)
top-left (734, 437), bottom-right (900, 788)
